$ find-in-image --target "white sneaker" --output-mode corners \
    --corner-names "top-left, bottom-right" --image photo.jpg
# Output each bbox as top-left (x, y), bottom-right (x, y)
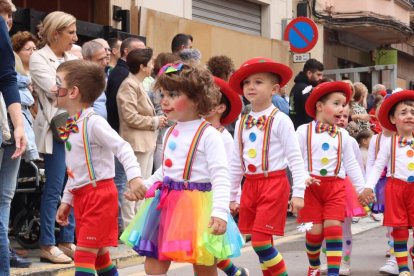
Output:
top-left (379, 256), bottom-right (399, 275)
top-left (339, 260), bottom-right (351, 275)
top-left (371, 212), bottom-right (383, 221)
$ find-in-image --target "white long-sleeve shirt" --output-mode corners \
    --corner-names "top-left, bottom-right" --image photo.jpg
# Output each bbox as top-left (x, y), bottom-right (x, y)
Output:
top-left (229, 105), bottom-right (308, 203)
top-left (144, 119), bottom-right (231, 222)
top-left (349, 135), bottom-right (366, 178)
top-left (296, 121), bottom-right (365, 193)
top-left (220, 128), bottom-right (234, 162)
top-left (62, 107), bottom-right (141, 205)
top-left (366, 133), bottom-right (391, 176)
top-left (365, 135), bottom-right (414, 190)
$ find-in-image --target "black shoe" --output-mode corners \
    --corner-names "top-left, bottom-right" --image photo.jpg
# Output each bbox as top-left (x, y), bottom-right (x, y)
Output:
top-left (10, 247), bottom-right (32, 268)
top-left (239, 267), bottom-right (250, 276)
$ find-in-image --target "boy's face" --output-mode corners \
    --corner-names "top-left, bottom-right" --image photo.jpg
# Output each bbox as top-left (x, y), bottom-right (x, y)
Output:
top-left (52, 72), bottom-right (71, 109)
top-left (337, 105), bottom-right (350, 128)
top-left (316, 92), bottom-right (346, 125)
top-left (242, 73), bottom-right (279, 110)
top-left (390, 102), bottom-right (414, 135)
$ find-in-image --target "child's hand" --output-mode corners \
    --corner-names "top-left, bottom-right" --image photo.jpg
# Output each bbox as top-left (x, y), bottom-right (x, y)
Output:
top-left (358, 188), bottom-right (375, 205)
top-left (229, 201), bottom-right (240, 216)
top-left (305, 177), bottom-right (321, 187)
top-left (124, 177), bottom-right (147, 201)
top-left (208, 216), bottom-right (227, 235)
top-left (56, 203), bottom-right (71, 226)
top-left (290, 197), bottom-right (304, 214)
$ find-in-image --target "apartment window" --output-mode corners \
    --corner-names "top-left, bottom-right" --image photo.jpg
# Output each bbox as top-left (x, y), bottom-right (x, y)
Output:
top-left (192, 0), bottom-right (261, 35)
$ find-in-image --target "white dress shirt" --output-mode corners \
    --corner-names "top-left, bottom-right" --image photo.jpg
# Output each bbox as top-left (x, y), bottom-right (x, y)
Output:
top-left (62, 108), bottom-right (141, 205)
top-left (366, 133), bottom-right (391, 176)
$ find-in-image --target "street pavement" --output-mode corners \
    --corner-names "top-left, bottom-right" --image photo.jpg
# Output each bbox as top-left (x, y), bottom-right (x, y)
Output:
top-left (119, 215), bottom-right (406, 275)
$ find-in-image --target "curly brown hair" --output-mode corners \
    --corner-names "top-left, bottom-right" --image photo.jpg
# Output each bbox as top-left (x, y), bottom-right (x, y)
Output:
top-left (206, 55), bottom-right (235, 81)
top-left (11, 31), bottom-right (38, 52)
top-left (154, 63), bottom-right (220, 115)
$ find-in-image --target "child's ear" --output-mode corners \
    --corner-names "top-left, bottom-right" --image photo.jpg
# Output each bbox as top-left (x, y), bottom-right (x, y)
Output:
top-left (69, 86), bottom-right (80, 99)
top-left (390, 114), bottom-right (396, 125)
top-left (271, 83), bottom-right (280, 95)
top-left (316, 101), bottom-right (324, 113)
top-left (216, 103), bottom-right (227, 115)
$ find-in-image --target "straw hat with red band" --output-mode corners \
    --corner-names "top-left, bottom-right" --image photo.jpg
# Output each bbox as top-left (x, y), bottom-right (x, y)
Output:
top-left (229, 57), bottom-right (293, 95)
top-left (377, 90), bottom-right (414, 132)
top-left (213, 76), bottom-right (242, 125)
top-left (305, 81), bottom-right (352, 118)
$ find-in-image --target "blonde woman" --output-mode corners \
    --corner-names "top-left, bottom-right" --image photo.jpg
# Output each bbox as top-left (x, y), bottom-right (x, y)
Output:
top-left (348, 82), bottom-right (371, 136)
top-left (29, 11), bottom-right (78, 264)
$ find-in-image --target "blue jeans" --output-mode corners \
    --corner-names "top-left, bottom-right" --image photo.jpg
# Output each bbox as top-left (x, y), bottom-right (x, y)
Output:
top-left (114, 157), bottom-right (126, 231)
top-left (0, 145), bottom-right (21, 275)
top-left (39, 140), bottom-right (74, 246)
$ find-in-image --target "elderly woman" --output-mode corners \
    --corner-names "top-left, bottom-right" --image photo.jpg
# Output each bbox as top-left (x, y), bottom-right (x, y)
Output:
top-left (11, 31), bottom-right (39, 161)
top-left (117, 48), bottom-right (167, 227)
top-left (348, 82), bottom-right (371, 137)
top-left (29, 11), bottom-right (78, 264)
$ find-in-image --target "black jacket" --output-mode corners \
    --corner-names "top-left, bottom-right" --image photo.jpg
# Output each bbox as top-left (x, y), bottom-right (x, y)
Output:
top-left (289, 72), bottom-right (314, 130)
top-left (106, 59), bottom-right (129, 133)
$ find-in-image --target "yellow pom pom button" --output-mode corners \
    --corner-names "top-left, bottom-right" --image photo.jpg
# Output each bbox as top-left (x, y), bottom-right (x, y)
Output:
top-left (321, 157), bottom-right (329, 165)
top-left (248, 148), bottom-right (257, 158)
top-left (408, 163), bottom-right (414, 171)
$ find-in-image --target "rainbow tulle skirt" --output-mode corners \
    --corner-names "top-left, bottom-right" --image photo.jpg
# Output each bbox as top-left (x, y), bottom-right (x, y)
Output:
top-left (344, 176), bottom-right (366, 217)
top-left (120, 176), bottom-right (244, 265)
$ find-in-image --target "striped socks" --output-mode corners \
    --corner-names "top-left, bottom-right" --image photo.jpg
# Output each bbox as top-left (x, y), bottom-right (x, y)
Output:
top-left (95, 251), bottom-right (118, 276)
top-left (393, 228), bottom-right (409, 274)
top-left (306, 232), bottom-right (324, 269)
top-left (74, 250), bottom-right (97, 275)
top-left (325, 226), bottom-right (342, 275)
top-left (252, 232), bottom-right (287, 276)
top-left (217, 259), bottom-right (241, 276)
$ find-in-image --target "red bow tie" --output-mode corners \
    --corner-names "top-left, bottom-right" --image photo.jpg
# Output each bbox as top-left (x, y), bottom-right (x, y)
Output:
top-left (244, 115), bottom-right (267, 130)
top-left (58, 118), bottom-right (79, 142)
top-left (315, 122), bottom-right (339, 138)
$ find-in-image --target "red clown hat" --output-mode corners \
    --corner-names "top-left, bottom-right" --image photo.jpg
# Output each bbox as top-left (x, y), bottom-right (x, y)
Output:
top-left (229, 57), bottom-right (293, 95)
top-left (213, 77), bottom-right (242, 125)
top-left (378, 90), bottom-right (414, 132)
top-left (305, 81), bottom-right (352, 118)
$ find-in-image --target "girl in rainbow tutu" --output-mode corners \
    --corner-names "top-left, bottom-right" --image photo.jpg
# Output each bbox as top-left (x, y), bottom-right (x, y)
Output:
top-left (121, 62), bottom-right (243, 276)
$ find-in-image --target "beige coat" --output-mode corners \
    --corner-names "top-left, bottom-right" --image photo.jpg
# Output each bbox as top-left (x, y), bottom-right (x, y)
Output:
top-left (117, 73), bottom-right (158, 153)
top-left (29, 45), bottom-right (77, 154)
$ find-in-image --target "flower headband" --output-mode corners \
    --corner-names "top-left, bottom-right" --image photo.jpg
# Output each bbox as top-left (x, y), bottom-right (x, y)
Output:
top-left (158, 62), bottom-right (183, 76)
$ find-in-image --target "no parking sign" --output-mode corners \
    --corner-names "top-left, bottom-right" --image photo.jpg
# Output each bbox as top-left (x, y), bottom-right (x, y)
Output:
top-left (284, 17), bottom-right (318, 54)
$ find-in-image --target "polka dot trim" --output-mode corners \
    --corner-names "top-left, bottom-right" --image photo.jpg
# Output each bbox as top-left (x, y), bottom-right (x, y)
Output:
top-left (168, 141), bottom-right (177, 151)
top-left (165, 159), bottom-right (173, 168)
top-left (320, 157), bottom-right (329, 165)
top-left (322, 143), bottom-right (330, 151)
top-left (407, 150), bottom-right (414, 158)
top-left (172, 129), bottom-right (179, 137)
top-left (247, 164), bottom-right (257, 173)
top-left (408, 176), bottom-right (414, 183)
top-left (320, 169), bottom-right (328, 176)
top-left (249, 132), bottom-right (257, 142)
top-left (248, 148), bottom-right (257, 158)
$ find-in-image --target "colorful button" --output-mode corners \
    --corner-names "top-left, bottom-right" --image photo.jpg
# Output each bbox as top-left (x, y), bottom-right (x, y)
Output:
top-left (67, 168), bottom-right (74, 179)
top-left (247, 164), bottom-right (257, 172)
top-left (322, 143), bottom-right (330, 151)
top-left (408, 163), bottom-right (414, 171)
top-left (407, 150), bottom-right (414, 158)
top-left (172, 129), bottom-right (179, 137)
top-left (248, 148), bottom-right (257, 158)
top-left (408, 176), bottom-right (414, 183)
top-left (320, 157), bottom-right (329, 165)
top-left (65, 141), bottom-right (71, 152)
top-left (320, 169), bottom-right (328, 176)
top-left (164, 159), bottom-right (173, 168)
top-left (249, 132), bottom-right (257, 142)
top-left (168, 141), bottom-right (176, 151)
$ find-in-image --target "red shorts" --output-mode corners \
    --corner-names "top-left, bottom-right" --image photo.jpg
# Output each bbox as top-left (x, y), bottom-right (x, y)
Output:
top-left (384, 177), bottom-right (414, 227)
top-left (298, 176), bottom-right (346, 224)
top-left (72, 179), bottom-right (118, 248)
top-left (239, 170), bottom-right (290, 236)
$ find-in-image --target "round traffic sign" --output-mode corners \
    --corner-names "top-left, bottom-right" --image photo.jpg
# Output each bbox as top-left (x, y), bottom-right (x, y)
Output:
top-left (284, 17), bottom-right (318, 53)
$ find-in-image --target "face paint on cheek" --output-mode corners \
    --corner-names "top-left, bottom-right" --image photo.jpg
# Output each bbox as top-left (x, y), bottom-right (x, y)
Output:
top-left (174, 96), bottom-right (190, 112)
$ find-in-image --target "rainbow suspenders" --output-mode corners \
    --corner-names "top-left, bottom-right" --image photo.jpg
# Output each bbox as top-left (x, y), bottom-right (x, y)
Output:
top-left (306, 122), bottom-right (343, 176)
top-left (237, 108), bottom-right (279, 177)
top-left (82, 113), bottom-right (97, 187)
